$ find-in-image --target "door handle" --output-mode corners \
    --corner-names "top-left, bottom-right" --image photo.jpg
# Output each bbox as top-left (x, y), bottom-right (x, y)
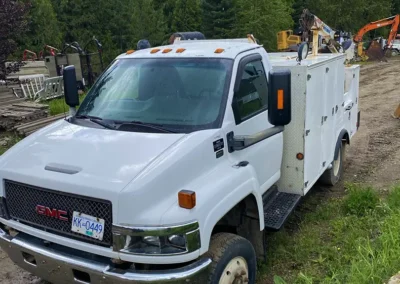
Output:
top-left (345, 105), bottom-right (353, 111)
top-left (227, 126), bottom-right (284, 153)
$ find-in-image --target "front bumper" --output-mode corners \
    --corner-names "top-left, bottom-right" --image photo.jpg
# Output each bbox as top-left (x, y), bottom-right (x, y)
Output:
top-left (0, 225), bottom-right (211, 284)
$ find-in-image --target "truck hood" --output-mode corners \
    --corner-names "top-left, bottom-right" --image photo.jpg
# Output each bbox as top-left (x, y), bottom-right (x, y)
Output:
top-left (0, 120), bottom-right (185, 196)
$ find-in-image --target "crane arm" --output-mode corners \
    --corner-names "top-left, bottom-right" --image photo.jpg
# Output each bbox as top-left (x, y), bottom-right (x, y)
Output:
top-left (354, 15), bottom-right (400, 43)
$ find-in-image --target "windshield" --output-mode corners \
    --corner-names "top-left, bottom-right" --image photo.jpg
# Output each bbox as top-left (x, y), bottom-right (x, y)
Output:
top-left (76, 58), bottom-right (233, 133)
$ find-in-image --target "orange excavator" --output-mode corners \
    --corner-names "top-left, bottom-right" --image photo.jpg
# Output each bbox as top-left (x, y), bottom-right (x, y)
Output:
top-left (353, 15), bottom-right (400, 61)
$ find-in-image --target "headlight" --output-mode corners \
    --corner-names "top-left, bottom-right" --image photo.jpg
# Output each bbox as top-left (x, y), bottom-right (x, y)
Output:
top-left (112, 221), bottom-right (200, 255)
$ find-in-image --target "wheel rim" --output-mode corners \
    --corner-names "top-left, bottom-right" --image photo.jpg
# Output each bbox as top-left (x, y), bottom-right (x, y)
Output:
top-left (333, 149), bottom-right (341, 176)
top-left (218, 256), bottom-right (249, 284)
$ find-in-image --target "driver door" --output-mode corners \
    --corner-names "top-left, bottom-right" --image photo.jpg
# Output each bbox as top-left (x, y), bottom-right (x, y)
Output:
top-left (227, 54), bottom-right (283, 192)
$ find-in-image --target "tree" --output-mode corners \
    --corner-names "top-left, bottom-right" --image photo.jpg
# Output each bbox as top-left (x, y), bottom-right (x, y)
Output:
top-left (18, 0), bottom-right (62, 55)
top-left (172, 0), bottom-right (201, 32)
top-left (293, 0), bottom-right (392, 35)
top-left (236, 0), bottom-right (294, 50)
top-left (0, 0), bottom-right (29, 80)
top-left (131, 0), bottom-right (166, 48)
top-left (153, 0), bottom-right (176, 32)
top-left (202, 0), bottom-right (236, 39)
top-left (51, 0), bottom-right (134, 64)
top-left (393, 0), bottom-right (400, 14)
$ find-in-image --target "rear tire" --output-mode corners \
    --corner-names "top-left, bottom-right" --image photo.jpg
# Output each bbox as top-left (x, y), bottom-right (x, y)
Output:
top-left (207, 233), bottom-right (256, 284)
top-left (319, 142), bottom-right (345, 186)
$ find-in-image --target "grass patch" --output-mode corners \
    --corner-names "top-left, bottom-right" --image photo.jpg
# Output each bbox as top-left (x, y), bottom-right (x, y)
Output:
top-left (0, 133), bottom-right (22, 155)
top-left (261, 184), bottom-right (400, 284)
top-left (48, 94), bottom-right (86, 115)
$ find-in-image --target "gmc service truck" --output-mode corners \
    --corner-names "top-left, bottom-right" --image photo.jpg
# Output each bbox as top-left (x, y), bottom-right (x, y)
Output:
top-left (0, 36), bottom-right (360, 284)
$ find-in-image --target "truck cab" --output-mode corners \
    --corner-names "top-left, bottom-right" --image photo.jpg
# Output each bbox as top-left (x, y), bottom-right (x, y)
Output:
top-left (0, 36), bottom-right (360, 284)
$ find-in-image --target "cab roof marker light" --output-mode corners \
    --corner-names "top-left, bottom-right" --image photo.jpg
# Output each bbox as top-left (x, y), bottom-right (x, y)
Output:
top-left (150, 48), bottom-right (160, 54)
top-left (162, 48), bottom-right (173, 54)
top-left (215, 48), bottom-right (225, 54)
top-left (125, 50), bottom-right (135, 54)
top-left (176, 48), bottom-right (186, 53)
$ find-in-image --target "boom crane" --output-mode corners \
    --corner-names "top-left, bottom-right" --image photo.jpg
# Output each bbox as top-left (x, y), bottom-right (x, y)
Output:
top-left (299, 9), bottom-right (341, 56)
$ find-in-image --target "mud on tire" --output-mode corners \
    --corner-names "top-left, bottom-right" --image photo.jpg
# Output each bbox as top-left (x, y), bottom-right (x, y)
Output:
top-left (207, 233), bottom-right (257, 284)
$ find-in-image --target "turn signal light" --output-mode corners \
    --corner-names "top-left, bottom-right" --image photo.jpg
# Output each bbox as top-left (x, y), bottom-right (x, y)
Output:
top-left (296, 153), bottom-right (304, 160)
top-left (277, 89), bottom-right (284, 110)
top-left (215, 48), bottom-right (225, 53)
top-left (163, 48), bottom-right (173, 53)
top-left (150, 48), bottom-right (160, 54)
top-left (178, 190), bottom-right (196, 209)
top-left (126, 50), bottom-right (135, 55)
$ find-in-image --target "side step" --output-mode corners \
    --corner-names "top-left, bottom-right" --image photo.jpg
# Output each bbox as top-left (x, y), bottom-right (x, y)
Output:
top-left (263, 187), bottom-right (301, 231)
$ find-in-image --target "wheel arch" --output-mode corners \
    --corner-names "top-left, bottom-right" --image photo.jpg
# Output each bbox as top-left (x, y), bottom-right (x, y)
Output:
top-left (334, 129), bottom-right (349, 160)
top-left (209, 193), bottom-right (266, 259)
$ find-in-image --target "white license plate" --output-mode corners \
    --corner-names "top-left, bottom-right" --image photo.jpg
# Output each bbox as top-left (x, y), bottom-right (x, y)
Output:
top-left (71, 212), bottom-right (105, 241)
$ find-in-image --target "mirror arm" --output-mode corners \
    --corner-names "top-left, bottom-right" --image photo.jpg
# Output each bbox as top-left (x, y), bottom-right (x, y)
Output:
top-left (227, 126), bottom-right (284, 153)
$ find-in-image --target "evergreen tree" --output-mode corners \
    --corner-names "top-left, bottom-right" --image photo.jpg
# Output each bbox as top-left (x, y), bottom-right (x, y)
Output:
top-left (172, 0), bottom-right (201, 32)
top-left (18, 0), bottom-right (61, 54)
top-left (393, 0), bottom-right (400, 13)
top-left (202, 0), bottom-right (236, 39)
top-left (236, 0), bottom-right (293, 51)
top-left (153, 0), bottom-right (176, 33)
top-left (131, 0), bottom-right (166, 48)
top-left (0, 0), bottom-right (29, 80)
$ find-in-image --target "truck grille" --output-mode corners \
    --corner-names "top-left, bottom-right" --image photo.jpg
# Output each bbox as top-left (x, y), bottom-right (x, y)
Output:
top-left (4, 180), bottom-right (113, 247)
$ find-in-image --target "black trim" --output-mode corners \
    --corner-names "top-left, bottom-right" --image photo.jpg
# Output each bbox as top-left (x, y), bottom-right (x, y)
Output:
top-left (0, 197), bottom-right (10, 220)
top-left (232, 54), bottom-right (269, 125)
top-left (227, 126), bottom-right (284, 152)
top-left (357, 111), bottom-right (361, 129)
top-left (234, 54), bottom-right (262, 93)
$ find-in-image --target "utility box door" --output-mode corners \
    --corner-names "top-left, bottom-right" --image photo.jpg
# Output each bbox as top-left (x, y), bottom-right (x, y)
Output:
top-left (304, 64), bottom-right (324, 191)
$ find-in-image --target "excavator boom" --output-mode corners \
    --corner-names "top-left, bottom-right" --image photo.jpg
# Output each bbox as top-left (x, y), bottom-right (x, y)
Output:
top-left (354, 15), bottom-right (400, 47)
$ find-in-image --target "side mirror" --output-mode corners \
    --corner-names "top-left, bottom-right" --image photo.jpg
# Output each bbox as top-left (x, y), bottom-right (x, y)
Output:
top-left (63, 65), bottom-right (79, 115)
top-left (268, 70), bottom-right (291, 126)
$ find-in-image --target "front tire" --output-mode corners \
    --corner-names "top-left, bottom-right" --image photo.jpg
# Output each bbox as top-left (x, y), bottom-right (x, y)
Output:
top-left (207, 233), bottom-right (256, 284)
top-left (319, 142), bottom-right (345, 186)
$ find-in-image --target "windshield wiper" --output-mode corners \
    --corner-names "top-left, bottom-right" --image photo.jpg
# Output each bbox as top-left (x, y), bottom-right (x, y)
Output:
top-left (75, 114), bottom-right (103, 120)
top-left (115, 121), bottom-right (176, 133)
top-left (75, 115), bottom-right (115, 130)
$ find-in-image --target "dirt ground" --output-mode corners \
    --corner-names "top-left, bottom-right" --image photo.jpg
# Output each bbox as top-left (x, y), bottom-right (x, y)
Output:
top-left (0, 57), bottom-right (399, 283)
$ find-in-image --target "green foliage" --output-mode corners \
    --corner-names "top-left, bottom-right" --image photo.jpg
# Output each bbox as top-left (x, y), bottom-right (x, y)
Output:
top-left (172, 0), bottom-right (201, 33)
top-left (262, 184), bottom-right (400, 284)
top-left (131, 0), bottom-right (166, 48)
top-left (17, 0), bottom-right (61, 55)
top-left (202, 0), bottom-right (237, 39)
top-left (343, 184), bottom-right (380, 216)
top-left (48, 94), bottom-right (86, 115)
top-left (236, 0), bottom-right (294, 51)
top-left (387, 185), bottom-right (400, 209)
top-left (295, 0), bottom-right (393, 36)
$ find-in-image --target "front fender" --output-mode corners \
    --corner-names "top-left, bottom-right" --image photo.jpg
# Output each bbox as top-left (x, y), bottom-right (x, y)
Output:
top-left (160, 162), bottom-right (279, 255)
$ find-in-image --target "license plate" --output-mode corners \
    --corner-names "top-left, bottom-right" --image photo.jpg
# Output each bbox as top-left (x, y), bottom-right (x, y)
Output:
top-left (71, 212), bottom-right (105, 241)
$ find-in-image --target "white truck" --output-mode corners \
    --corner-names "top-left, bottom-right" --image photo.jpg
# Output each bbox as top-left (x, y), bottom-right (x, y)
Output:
top-left (0, 36), bottom-right (360, 284)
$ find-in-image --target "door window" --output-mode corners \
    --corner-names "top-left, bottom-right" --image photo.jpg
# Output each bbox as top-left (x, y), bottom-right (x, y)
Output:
top-left (233, 60), bottom-right (268, 123)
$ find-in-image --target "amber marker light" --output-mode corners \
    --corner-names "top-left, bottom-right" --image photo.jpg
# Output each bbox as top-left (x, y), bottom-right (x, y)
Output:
top-left (178, 190), bottom-right (196, 209)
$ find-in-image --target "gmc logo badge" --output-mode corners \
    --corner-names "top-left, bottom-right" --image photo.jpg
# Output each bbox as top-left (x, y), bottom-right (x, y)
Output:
top-left (36, 205), bottom-right (68, 222)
